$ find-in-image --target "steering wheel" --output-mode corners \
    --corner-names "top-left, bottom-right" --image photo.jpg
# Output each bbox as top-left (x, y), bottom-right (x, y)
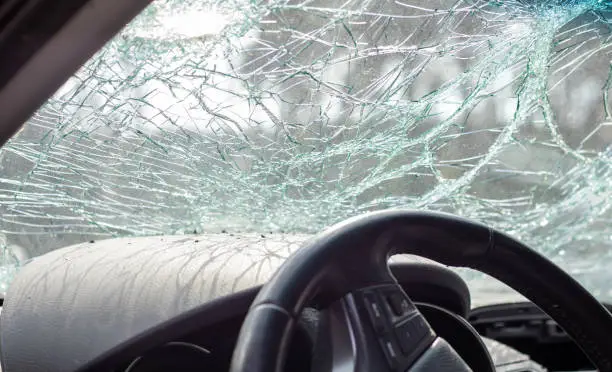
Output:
top-left (229, 210), bottom-right (612, 372)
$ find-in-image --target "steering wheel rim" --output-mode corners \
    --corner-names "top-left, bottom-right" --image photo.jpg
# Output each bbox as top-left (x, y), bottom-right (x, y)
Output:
top-left (230, 209), bottom-right (612, 372)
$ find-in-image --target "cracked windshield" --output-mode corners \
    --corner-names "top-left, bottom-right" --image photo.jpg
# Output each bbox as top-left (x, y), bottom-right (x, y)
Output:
top-left (1, 0), bottom-right (612, 305)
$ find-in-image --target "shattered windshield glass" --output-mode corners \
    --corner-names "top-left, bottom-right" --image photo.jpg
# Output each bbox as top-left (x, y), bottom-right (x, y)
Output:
top-left (1, 0), bottom-right (611, 304)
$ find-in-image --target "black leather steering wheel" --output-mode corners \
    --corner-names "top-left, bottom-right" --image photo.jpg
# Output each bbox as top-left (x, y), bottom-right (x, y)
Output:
top-left (229, 210), bottom-right (612, 372)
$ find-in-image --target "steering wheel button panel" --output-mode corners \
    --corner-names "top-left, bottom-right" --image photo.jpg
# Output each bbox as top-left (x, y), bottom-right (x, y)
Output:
top-left (355, 285), bottom-right (438, 371)
top-left (386, 291), bottom-right (414, 317)
top-left (394, 315), bottom-right (435, 355)
top-left (413, 315), bottom-right (429, 335)
top-left (363, 292), bottom-right (388, 333)
top-left (394, 320), bottom-right (417, 354)
top-left (380, 338), bottom-right (400, 368)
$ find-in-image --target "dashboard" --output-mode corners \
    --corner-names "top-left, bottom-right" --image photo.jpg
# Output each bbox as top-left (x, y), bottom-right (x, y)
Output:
top-left (0, 234), bottom-right (573, 372)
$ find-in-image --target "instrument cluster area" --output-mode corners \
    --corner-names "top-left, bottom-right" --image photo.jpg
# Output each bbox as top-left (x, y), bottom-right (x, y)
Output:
top-left (117, 312), bottom-right (314, 372)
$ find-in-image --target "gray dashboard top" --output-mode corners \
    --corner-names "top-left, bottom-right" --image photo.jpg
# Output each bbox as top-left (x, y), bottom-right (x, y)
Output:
top-left (0, 234), bottom-right (309, 372)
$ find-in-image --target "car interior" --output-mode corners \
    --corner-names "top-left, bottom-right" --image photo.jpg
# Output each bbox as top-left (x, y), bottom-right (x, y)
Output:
top-left (1, 0), bottom-right (612, 372)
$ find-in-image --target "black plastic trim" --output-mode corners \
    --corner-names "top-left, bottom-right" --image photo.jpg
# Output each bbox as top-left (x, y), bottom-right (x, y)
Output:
top-left (0, 0), bottom-right (89, 89)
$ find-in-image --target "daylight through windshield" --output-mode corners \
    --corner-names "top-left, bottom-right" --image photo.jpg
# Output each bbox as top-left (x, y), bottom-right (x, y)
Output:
top-left (0, 0), bottom-right (611, 303)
